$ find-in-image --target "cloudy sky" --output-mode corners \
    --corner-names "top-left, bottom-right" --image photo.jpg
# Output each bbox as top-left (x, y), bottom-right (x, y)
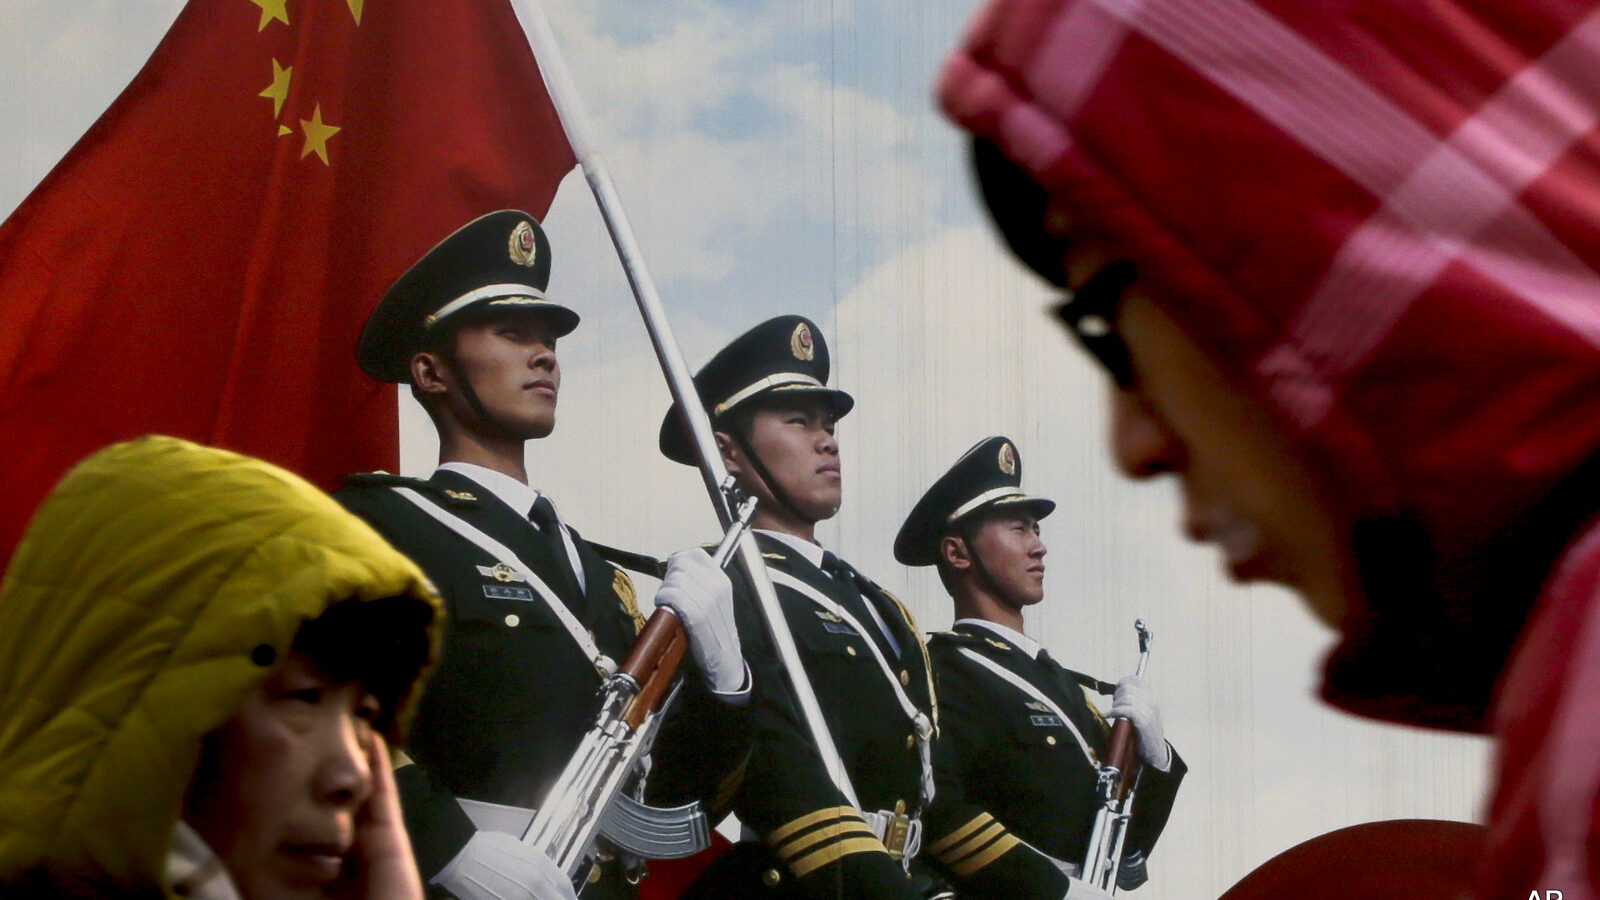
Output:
top-left (1, 2), bottom-right (1490, 896)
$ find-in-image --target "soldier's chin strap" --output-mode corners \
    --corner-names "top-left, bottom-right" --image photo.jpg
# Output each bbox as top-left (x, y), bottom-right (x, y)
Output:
top-left (953, 518), bottom-right (1006, 604)
top-left (730, 427), bottom-right (820, 527)
top-left (439, 344), bottom-right (530, 444)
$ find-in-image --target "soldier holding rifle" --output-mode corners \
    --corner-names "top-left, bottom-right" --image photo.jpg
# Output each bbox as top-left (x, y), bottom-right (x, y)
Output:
top-left (659, 318), bottom-right (1098, 899)
top-left (336, 211), bottom-right (752, 900)
top-left (898, 437), bottom-right (1184, 897)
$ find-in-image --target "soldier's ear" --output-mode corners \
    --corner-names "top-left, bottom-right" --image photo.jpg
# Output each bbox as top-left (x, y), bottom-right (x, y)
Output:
top-left (410, 351), bottom-right (450, 397)
top-left (714, 431), bottom-right (742, 474)
top-left (940, 534), bottom-right (972, 572)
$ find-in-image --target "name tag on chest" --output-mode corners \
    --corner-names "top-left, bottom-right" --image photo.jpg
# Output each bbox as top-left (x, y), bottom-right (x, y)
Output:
top-left (1030, 714), bottom-right (1066, 728)
top-left (822, 621), bottom-right (856, 635)
top-left (484, 585), bottom-right (535, 602)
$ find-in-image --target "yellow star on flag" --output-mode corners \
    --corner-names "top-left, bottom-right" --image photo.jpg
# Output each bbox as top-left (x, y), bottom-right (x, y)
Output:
top-left (347, 0), bottom-right (365, 25)
top-left (299, 104), bottom-right (340, 165)
top-left (259, 59), bottom-right (292, 119)
top-left (249, 0), bottom-right (290, 31)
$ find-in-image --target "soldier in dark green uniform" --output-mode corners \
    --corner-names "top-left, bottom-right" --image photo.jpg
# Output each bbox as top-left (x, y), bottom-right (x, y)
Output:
top-left (335, 210), bottom-right (752, 900)
top-left (657, 318), bottom-right (1082, 900)
top-left (897, 437), bottom-right (1185, 898)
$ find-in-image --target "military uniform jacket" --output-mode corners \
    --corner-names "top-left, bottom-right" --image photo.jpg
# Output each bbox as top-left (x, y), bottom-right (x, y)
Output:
top-left (922, 623), bottom-right (1185, 897)
top-left (336, 470), bottom-right (747, 899)
top-left (689, 532), bottom-right (937, 900)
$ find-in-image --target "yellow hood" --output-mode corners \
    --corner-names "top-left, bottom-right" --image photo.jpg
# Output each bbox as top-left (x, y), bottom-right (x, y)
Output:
top-left (0, 435), bottom-right (441, 890)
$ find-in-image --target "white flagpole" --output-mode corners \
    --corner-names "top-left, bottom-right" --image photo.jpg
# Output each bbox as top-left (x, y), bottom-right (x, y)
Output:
top-left (509, 0), bottom-right (860, 809)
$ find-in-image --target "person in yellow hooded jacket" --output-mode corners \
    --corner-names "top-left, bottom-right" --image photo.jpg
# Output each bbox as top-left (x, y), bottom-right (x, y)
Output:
top-left (0, 436), bottom-right (451, 899)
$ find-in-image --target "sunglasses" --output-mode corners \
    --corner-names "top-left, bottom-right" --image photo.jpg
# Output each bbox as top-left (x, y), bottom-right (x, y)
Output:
top-left (1053, 260), bottom-right (1138, 388)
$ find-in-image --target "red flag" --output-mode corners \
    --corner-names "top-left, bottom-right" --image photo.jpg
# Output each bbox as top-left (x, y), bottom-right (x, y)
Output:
top-left (0, 0), bottom-right (575, 565)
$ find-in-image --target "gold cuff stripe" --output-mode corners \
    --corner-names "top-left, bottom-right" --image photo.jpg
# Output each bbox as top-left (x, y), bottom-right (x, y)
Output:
top-left (775, 821), bottom-right (878, 861)
top-left (938, 822), bottom-right (1008, 865)
top-left (767, 806), bottom-right (859, 846)
top-left (950, 833), bottom-right (1021, 877)
top-left (927, 812), bottom-right (994, 856)
top-left (790, 836), bottom-right (890, 879)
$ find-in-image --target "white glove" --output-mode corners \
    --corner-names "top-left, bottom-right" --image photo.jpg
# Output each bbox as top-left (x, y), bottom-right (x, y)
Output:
top-left (654, 549), bottom-right (746, 695)
top-left (1110, 675), bottom-right (1171, 770)
top-left (431, 830), bottom-right (577, 900)
top-left (1064, 875), bottom-right (1116, 899)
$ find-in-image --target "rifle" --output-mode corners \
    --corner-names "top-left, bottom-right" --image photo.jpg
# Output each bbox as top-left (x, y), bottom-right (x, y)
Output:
top-left (1082, 619), bottom-right (1153, 893)
top-left (520, 493), bottom-right (759, 884)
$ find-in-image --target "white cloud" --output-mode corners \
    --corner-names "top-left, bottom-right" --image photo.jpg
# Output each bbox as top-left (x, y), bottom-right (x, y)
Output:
top-left (540, 1), bottom-right (939, 289)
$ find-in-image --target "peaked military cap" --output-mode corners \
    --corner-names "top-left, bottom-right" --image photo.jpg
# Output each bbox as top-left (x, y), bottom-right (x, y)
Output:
top-left (659, 315), bottom-right (855, 465)
top-left (357, 210), bottom-right (580, 383)
top-left (894, 436), bottom-right (1056, 566)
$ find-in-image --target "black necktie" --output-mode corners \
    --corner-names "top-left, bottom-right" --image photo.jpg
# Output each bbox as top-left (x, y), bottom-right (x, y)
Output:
top-left (1036, 648), bottom-right (1077, 704)
top-left (821, 551), bottom-right (899, 660)
top-left (527, 494), bottom-right (581, 610)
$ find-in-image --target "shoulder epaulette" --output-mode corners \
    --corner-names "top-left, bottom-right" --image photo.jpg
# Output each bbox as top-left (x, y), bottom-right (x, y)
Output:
top-left (928, 629), bottom-right (986, 647)
top-left (342, 472), bottom-right (480, 508)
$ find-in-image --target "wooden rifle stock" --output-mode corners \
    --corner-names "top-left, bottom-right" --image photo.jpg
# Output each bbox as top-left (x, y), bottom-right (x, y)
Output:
top-left (620, 610), bottom-right (689, 731)
top-left (1104, 715), bottom-right (1140, 799)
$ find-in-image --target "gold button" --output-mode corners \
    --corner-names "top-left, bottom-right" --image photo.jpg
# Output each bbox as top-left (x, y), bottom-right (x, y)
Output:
top-left (504, 614), bottom-right (520, 627)
top-left (906, 734), bottom-right (916, 750)
top-left (588, 864), bottom-right (603, 884)
top-left (846, 646), bottom-right (857, 657)
top-left (899, 669), bottom-right (910, 686)
top-left (1046, 735), bottom-right (1057, 746)
top-left (762, 868), bottom-right (782, 887)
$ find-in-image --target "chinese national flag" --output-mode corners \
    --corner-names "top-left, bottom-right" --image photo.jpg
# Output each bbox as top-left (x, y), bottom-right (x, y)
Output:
top-left (0, 0), bottom-right (575, 565)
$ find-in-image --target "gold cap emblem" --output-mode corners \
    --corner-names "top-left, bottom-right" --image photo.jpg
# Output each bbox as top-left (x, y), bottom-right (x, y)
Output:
top-left (508, 220), bottom-right (538, 267)
top-left (998, 442), bottom-right (1017, 476)
top-left (791, 321), bottom-right (815, 361)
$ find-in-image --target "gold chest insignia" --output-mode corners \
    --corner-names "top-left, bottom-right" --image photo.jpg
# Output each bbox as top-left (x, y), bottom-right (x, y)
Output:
top-left (444, 489), bottom-right (477, 501)
top-left (1083, 688), bottom-right (1110, 729)
top-left (613, 568), bottom-right (645, 633)
top-left (985, 637), bottom-right (1012, 651)
top-left (491, 563), bottom-right (518, 583)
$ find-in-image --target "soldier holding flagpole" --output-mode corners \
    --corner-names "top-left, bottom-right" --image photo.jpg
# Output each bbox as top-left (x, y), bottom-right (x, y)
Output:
top-left (657, 319), bottom-right (1113, 900)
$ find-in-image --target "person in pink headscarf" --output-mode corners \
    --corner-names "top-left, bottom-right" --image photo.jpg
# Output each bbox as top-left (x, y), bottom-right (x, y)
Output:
top-left (939, 1), bottom-right (1600, 897)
